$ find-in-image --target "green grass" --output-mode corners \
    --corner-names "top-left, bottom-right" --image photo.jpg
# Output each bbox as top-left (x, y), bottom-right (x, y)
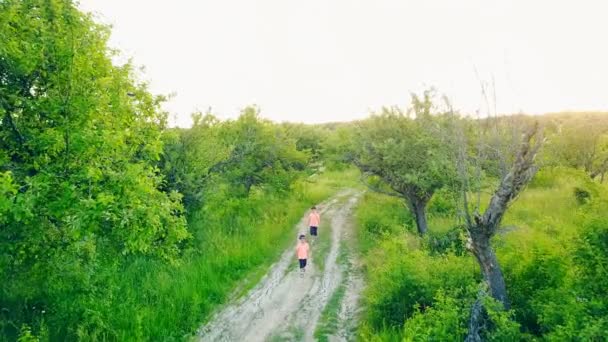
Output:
top-left (314, 240), bottom-right (351, 341)
top-left (314, 285), bottom-right (347, 341)
top-left (74, 168), bottom-right (361, 341)
top-left (267, 326), bottom-right (305, 342)
top-left (313, 224), bottom-right (332, 273)
top-left (353, 167), bottom-right (608, 340)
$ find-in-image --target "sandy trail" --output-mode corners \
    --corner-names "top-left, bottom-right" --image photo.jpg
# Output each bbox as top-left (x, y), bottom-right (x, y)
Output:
top-left (198, 190), bottom-right (362, 342)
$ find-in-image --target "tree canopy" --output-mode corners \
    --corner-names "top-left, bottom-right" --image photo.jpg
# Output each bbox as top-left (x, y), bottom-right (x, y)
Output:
top-left (354, 92), bottom-right (457, 234)
top-left (1, 0), bottom-right (188, 336)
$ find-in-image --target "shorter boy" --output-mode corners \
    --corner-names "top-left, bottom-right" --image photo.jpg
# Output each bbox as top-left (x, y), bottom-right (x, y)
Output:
top-left (296, 234), bottom-right (310, 277)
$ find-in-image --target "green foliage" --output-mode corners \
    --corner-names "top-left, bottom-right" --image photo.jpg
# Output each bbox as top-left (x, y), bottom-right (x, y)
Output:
top-left (160, 108), bottom-right (308, 210)
top-left (542, 112), bottom-right (608, 179)
top-left (355, 167), bottom-right (608, 340)
top-left (209, 107), bottom-right (309, 197)
top-left (159, 112), bottom-right (229, 210)
top-left (355, 107), bottom-right (456, 201)
top-left (481, 296), bottom-right (523, 341)
top-left (575, 211), bottom-right (608, 302)
top-left (355, 192), bottom-right (413, 253)
top-left (354, 91), bottom-right (458, 234)
top-left (92, 173), bottom-right (343, 341)
top-left (282, 122), bottom-right (328, 163)
top-left (425, 225), bottom-right (467, 256)
top-left (355, 192), bottom-right (478, 337)
top-left (321, 124), bottom-right (356, 170)
top-left (401, 291), bottom-right (470, 341)
top-left (3, 1), bottom-right (608, 340)
top-left (426, 188), bottom-right (458, 217)
top-left (573, 187), bottom-right (591, 204)
top-left (363, 244), bottom-right (478, 332)
top-left (1, 0), bottom-right (187, 338)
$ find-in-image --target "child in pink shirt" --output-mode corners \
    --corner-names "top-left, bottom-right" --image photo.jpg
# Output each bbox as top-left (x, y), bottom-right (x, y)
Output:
top-left (296, 234), bottom-right (310, 276)
top-left (308, 206), bottom-right (320, 241)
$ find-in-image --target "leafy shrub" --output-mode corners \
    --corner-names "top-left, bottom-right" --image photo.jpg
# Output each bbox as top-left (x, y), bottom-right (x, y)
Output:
top-left (482, 296), bottom-right (523, 341)
top-left (573, 209), bottom-right (608, 312)
top-left (362, 239), bottom-right (478, 331)
top-left (425, 225), bottom-right (467, 256)
top-left (573, 187), bottom-right (591, 204)
top-left (427, 188), bottom-right (457, 217)
top-left (503, 244), bottom-right (569, 335)
top-left (401, 290), bottom-right (471, 341)
top-left (357, 166), bottom-right (608, 340)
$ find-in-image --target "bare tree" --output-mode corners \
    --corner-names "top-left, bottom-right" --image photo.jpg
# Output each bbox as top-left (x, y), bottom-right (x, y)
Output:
top-left (443, 79), bottom-right (543, 339)
top-left (452, 118), bottom-right (543, 340)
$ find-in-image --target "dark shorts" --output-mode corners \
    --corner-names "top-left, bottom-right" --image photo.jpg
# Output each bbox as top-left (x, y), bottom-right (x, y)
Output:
top-left (299, 259), bottom-right (307, 269)
top-left (310, 226), bottom-right (318, 236)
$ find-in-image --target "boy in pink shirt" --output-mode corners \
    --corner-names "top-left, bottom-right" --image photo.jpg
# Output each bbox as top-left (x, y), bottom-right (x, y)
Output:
top-left (308, 206), bottom-right (320, 242)
top-left (296, 234), bottom-right (310, 276)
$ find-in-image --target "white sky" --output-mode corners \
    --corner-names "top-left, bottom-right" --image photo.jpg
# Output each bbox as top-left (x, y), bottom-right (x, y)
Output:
top-left (79, 0), bottom-right (608, 127)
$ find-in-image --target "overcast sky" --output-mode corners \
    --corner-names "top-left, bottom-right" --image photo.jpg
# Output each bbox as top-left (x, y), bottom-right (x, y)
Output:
top-left (79, 0), bottom-right (608, 127)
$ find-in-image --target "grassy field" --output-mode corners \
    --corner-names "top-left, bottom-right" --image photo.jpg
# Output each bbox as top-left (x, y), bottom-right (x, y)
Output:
top-left (353, 167), bottom-right (608, 340)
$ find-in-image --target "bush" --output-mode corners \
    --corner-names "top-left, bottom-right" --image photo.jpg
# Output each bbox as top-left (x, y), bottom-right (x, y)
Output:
top-left (573, 208), bottom-right (608, 312)
top-left (425, 225), bottom-right (467, 256)
top-left (427, 188), bottom-right (457, 217)
top-left (402, 290), bottom-right (471, 341)
top-left (573, 187), bottom-right (591, 204)
top-left (362, 239), bottom-right (478, 332)
top-left (482, 296), bottom-right (523, 341)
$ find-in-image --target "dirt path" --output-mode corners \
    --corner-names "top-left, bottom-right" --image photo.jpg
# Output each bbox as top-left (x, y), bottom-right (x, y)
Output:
top-left (198, 190), bottom-right (363, 342)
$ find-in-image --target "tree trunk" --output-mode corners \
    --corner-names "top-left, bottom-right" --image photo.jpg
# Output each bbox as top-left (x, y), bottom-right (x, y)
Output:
top-left (469, 227), bottom-right (509, 308)
top-left (412, 199), bottom-right (428, 235)
top-left (406, 194), bottom-right (429, 235)
top-left (464, 293), bottom-right (486, 342)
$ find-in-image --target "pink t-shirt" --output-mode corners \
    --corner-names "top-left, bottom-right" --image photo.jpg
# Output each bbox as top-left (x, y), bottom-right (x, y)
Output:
top-left (308, 212), bottom-right (320, 227)
top-left (296, 242), bottom-right (310, 259)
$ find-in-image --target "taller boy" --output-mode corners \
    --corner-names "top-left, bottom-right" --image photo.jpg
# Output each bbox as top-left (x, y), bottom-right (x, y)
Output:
top-left (308, 206), bottom-right (320, 241)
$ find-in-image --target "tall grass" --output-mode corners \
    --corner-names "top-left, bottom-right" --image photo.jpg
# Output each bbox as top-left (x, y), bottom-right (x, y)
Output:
top-left (354, 167), bottom-right (608, 340)
top-left (69, 169), bottom-right (360, 341)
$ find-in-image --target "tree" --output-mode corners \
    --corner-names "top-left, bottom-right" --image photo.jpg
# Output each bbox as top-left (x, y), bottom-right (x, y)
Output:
top-left (354, 91), bottom-right (457, 234)
top-left (282, 122), bottom-right (327, 164)
top-left (321, 123), bottom-right (357, 170)
top-left (210, 107), bottom-right (309, 197)
top-left (160, 112), bottom-right (230, 210)
top-left (545, 113), bottom-right (608, 181)
top-left (0, 0), bottom-right (188, 336)
top-left (452, 118), bottom-right (543, 340)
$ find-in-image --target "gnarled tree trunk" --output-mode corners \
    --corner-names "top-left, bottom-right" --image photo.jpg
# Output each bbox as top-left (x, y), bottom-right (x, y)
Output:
top-left (408, 196), bottom-right (429, 235)
top-left (464, 291), bottom-right (486, 342)
top-left (468, 228), bottom-right (508, 307)
top-left (463, 124), bottom-right (543, 339)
